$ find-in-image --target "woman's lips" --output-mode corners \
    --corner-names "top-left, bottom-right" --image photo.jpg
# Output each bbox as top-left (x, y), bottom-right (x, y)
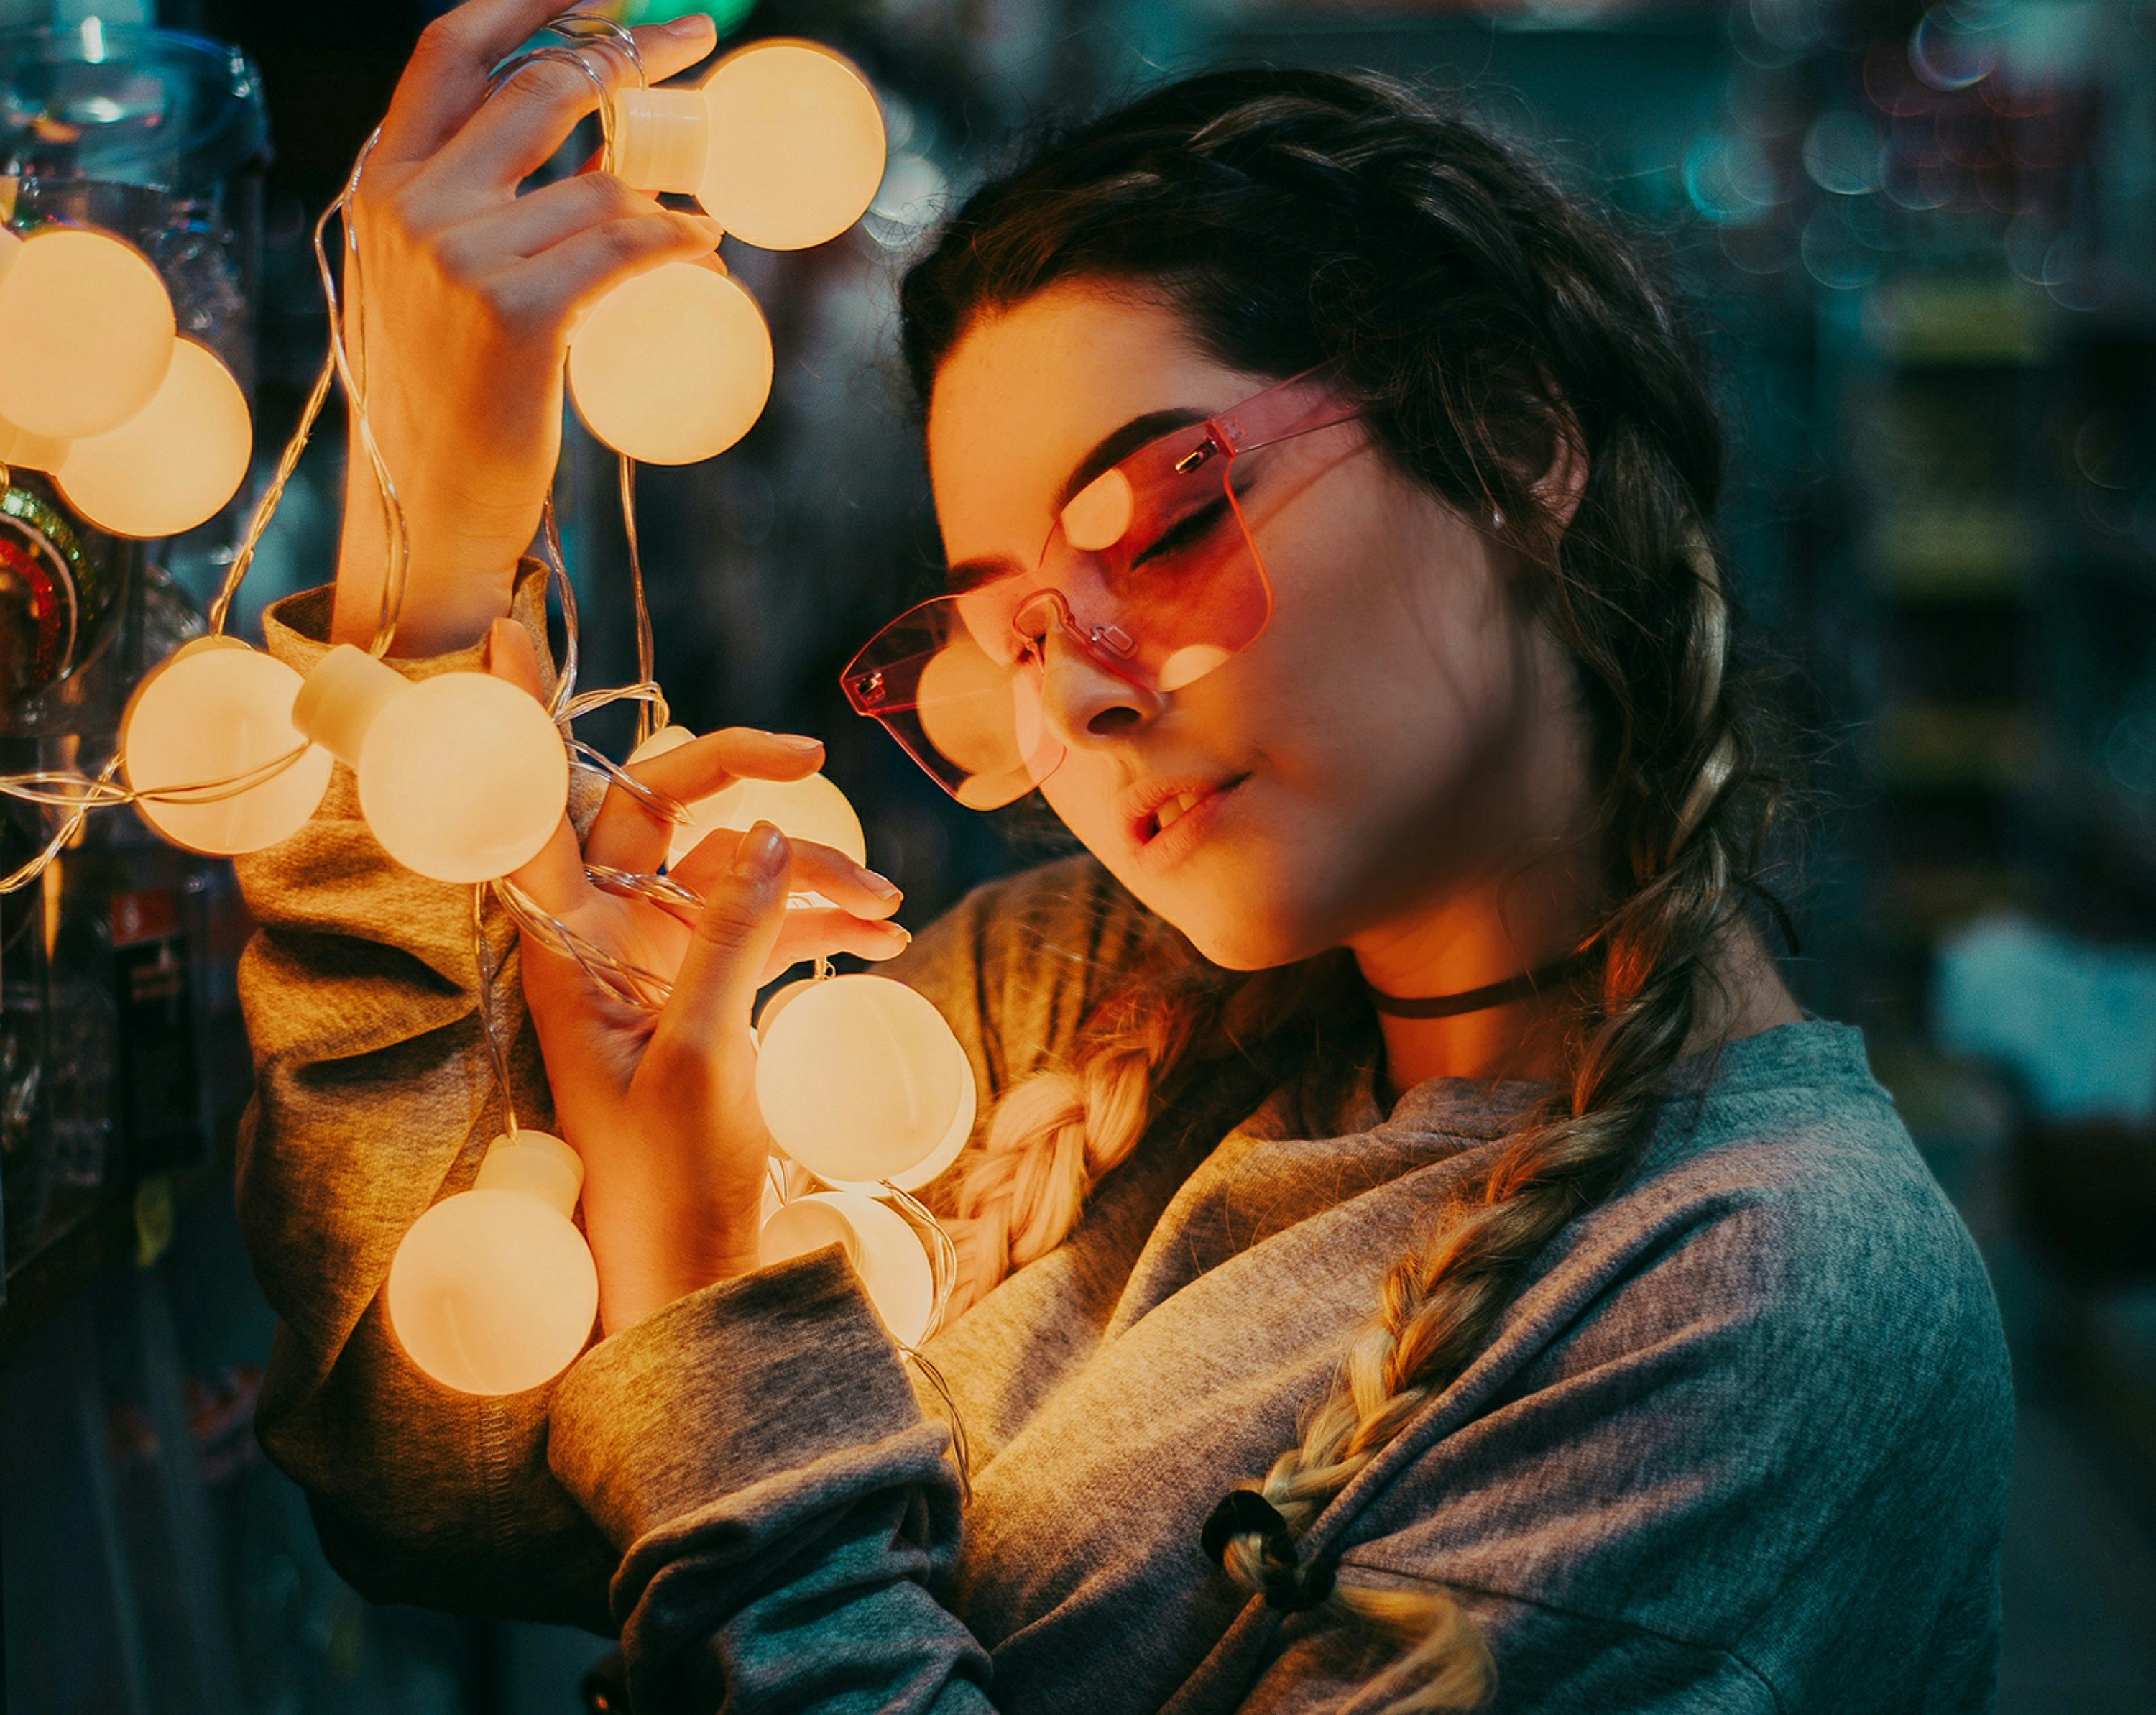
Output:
top-left (1131, 773), bottom-right (1248, 872)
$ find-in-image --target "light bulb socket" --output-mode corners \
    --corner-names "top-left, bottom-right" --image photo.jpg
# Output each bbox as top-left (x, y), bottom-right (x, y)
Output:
top-left (292, 643), bottom-right (407, 768)
top-left (475, 1131), bottom-right (584, 1218)
top-left (609, 86), bottom-right (711, 201)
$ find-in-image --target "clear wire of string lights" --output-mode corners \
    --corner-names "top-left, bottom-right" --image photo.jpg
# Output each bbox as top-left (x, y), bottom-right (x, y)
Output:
top-left (0, 14), bottom-right (975, 1463)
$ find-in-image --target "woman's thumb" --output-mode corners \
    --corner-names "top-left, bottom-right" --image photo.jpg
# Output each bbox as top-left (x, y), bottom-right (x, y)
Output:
top-left (653, 823), bottom-right (791, 1047)
top-left (485, 615), bottom-right (546, 701)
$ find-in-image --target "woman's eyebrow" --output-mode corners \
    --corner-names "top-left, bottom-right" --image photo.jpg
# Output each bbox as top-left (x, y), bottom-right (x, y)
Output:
top-left (1056, 405), bottom-right (1210, 510)
top-left (944, 405), bottom-right (1213, 591)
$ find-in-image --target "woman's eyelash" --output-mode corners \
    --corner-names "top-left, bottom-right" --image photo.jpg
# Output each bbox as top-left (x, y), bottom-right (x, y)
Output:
top-left (1130, 498), bottom-right (1228, 566)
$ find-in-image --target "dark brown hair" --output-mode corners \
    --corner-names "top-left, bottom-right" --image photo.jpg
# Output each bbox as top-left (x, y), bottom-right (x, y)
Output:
top-left (902, 67), bottom-right (1789, 1709)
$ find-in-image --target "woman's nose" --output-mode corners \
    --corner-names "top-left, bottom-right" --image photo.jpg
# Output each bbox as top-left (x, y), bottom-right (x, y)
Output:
top-left (1036, 630), bottom-right (1164, 747)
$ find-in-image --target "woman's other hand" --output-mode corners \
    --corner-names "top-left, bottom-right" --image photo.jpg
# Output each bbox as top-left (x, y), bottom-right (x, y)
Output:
top-left (486, 622), bottom-right (911, 1335)
top-left (333, 0), bottom-right (724, 656)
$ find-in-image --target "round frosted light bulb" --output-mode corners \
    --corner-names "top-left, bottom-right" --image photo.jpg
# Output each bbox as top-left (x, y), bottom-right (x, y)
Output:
top-left (120, 638), bottom-right (333, 855)
top-left (387, 1131), bottom-right (598, 1397)
top-left (294, 646), bottom-right (569, 884)
top-left (360, 676), bottom-right (567, 883)
top-left (755, 973), bottom-right (972, 1186)
top-left (55, 340), bottom-right (252, 539)
top-left (0, 226), bottom-right (175, 441)
top-left (628, 726), bottom-right (865, 896)
top-left (760, 1190), bottom-right (934, 1346)
top-left (697, 773), bottom-right (865, 871)
top-left (610, 40), bottom-right (887, 252)
top-left (915, 640), bottom-right (1049, 808)
top-left (567, 261), bottom-right (773, 465)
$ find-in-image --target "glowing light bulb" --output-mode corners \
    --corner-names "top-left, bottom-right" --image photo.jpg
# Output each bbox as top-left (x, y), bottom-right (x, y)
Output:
top-left (567, 259), bottom-right (773, 465)
top-left (0, 341), bottom-right (252, 541)
top-left (610, 40), bottom-right (887, 252)
top-left (0, 225), bottom-right (175, 441)
top-left (755, 973), bottom-right (975, 1188)
top-left (627, 725), bottom-right (865, 881)
top-left (386, 1131), bottom-right (599, 1396)
top-left (51, 340), bottom-right (252, 539)
top-left (760, 1189), bottom-right (934, 1346)
top-left (759, 976), bottom-right (975, 1192)
top-left (292, 645), bottom-right (568, 884)
top-left (119, 637), bottom-right (334, 855)
top-left (914, 639), bottom-right (1049, 809)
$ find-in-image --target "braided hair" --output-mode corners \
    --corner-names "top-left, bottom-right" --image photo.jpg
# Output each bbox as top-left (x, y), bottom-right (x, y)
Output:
top-left (901, 68), bottom-right (1789, 1709)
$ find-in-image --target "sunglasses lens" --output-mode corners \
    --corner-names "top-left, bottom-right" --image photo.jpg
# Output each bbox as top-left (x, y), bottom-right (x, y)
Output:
top-left (846, 424), bottom-right (1284, 807)
top-left (842, 601), bottom-right (1061, 809)
top-left (1051, 436), bottom-right (1268, 694)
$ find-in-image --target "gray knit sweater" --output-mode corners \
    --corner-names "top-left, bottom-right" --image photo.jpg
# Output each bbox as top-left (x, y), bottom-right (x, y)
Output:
top-left (233, 572), bottom-right (2013, 1715)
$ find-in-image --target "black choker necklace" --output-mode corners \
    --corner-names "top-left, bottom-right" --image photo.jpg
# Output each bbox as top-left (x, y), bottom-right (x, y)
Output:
top-left (1363, 951), bottom-right (1594, 1019)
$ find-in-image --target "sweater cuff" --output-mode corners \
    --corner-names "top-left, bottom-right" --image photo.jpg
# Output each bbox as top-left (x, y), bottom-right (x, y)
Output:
top-left (548, 1249), bottom-right (929, 1552)
top-left (260, 558), bottom-right (558, 691)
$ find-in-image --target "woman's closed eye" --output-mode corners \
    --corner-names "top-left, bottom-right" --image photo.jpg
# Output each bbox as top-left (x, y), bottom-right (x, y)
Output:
top-left (1128, 495), bottom-right (1231, 570)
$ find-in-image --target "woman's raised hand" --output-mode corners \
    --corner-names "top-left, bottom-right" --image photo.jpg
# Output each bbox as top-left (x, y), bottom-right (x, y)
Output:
top-left (485, 622), bottom-right (911, 1335)
top-left (333, 0), bottom-right (724, 656)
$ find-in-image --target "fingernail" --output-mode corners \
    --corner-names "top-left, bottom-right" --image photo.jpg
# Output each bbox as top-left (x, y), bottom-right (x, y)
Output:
top-left (880, 921), bottom-right (913, 946)
top-left (665, 12), bottom-right (716, 35)
top-left (773, 733), bottom-right (822, 755)
top-left (862, 870), bottom-right (902, 901)
top-left (732, 822), bottom-right (786, 881)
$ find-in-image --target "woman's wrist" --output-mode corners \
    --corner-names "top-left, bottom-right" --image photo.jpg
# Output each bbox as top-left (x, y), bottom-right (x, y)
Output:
top-left (331, 448), bottom-right (530, 654)
top-left (596, 1241), bottom-right (765, 1338)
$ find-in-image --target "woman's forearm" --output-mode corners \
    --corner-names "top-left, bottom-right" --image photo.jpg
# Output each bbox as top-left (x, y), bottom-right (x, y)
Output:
top-left (328, 431), bottom-right (525, 655)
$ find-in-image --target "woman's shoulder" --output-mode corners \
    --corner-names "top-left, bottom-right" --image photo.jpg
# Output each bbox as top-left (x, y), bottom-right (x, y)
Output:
top-left (880, 852), bottom-right (1165, 1097)
top-left (1596, 1018), bottom-right (2010, 1429)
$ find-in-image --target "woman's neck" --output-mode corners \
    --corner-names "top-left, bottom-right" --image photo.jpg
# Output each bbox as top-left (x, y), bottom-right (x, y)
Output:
top-left (1352, 878), bottom-right (1807, 1103)
top-left (1350, 856), bottom-right (1600, 1093)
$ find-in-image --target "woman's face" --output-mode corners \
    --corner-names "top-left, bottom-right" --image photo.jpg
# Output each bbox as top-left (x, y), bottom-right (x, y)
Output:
top-left (924, 281), bottom-right (1592, 971)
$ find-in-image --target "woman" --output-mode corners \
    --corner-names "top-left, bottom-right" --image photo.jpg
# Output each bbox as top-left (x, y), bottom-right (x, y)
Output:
top-left (233, 1), bottom-right (2014, 1709)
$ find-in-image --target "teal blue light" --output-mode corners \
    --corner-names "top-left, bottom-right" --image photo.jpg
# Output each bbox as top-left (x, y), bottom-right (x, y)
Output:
top-left (621, 0), bottom-right (757, 36)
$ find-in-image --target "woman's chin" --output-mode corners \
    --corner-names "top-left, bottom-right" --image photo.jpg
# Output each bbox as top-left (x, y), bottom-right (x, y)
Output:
top-left (1158, 901), bottom-right (1325, 974)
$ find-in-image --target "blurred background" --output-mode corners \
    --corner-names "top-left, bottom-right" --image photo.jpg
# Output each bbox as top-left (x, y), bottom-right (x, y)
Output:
top-left (0, 0), bottom-right (2152, 1709)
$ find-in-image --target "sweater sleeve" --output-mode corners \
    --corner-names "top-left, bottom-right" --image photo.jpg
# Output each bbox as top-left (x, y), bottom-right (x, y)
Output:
top-left (548, 1249), bottom-right (996, 1714)
top-left (232, 564), bottom-right (621, 1628)
top-left (533, 856), bottom-right (1171, 1711)
top-left (230, 570), bottom-right (1161, 1638)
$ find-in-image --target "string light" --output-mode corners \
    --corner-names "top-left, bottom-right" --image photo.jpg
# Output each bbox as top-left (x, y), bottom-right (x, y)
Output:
top-left (755, 973), bottom-right (976, 1188)
top-left (564, 39), bottom-right (885, 462)
top-left (48, 341), bottom-right (254, 539)
top-left (119, 638), bottom-right (333, 855)
top-left (0, 339), bottom-right (253, 539)
top-left (0, 225), bottom-right (175, 441)
top-left (385, 1131), bottom-right (599, 1396)
top-left (291, 645), bottom-right (570, 885)
top-left (608, 40), bottom-right (887, 251)
top-left (566, 256), bottom-right (773, 466)
top-left (760, 1189), bottom-right (934, 1346)
top-left (627, 723), bottom-right (866, 875)
top-left (0, 19), bottom-right (969, 1442)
